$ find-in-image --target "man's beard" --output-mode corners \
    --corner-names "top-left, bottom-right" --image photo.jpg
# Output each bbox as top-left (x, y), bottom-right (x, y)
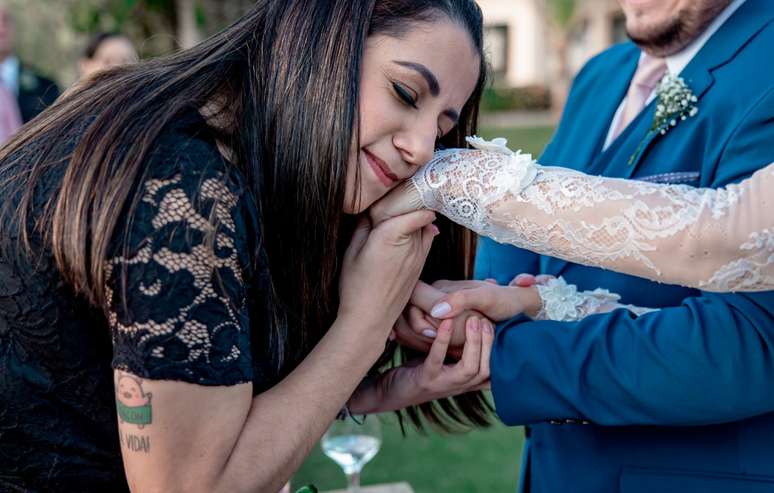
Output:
top-left (627, 1), bottom-right (731, 57)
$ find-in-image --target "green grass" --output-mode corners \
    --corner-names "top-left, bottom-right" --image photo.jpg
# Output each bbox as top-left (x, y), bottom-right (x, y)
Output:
top-left (479, 126), bottom-right (555, 157)
top-left (292, 125), bottom-right (555, 493)
top-left (292, 414), bottom-right (524, 493)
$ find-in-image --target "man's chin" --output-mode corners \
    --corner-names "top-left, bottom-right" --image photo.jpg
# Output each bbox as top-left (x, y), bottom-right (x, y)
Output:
top-left (627, 17), bottom-right (690, 57)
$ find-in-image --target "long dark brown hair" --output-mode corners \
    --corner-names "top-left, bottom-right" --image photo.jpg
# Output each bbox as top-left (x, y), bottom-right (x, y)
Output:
top-left (0, 0), bottom-right (490, 430)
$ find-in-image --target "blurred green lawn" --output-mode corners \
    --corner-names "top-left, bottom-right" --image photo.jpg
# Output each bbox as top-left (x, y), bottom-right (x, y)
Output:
top-left (292, 124), bottom-right (554, 493)
top-left (478, 125), bottom-right (555, 157)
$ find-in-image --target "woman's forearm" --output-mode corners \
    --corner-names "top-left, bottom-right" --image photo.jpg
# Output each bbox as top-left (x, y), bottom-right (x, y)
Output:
top-left (214, 319), bottom-right (387, 493)
top-left (411, 139), bottom-right (774, 292)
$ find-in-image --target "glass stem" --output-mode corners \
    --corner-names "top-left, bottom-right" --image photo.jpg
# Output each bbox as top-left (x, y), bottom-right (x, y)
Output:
top-left (346, 470), bottom-right (361, 492)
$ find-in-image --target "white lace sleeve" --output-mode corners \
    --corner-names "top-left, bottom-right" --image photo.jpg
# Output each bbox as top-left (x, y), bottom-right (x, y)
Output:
top-left (410, 137), bottom-right (774, 293)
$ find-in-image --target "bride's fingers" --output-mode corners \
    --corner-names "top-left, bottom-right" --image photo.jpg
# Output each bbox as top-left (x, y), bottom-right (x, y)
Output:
top-left (393, 315), bottom-right (432, 353)
top-left (510, 273), bottom-right (536, 287)
top-left (369, 180), bottom-right (424, 224)
top-left (410, 281), bottom-right (447, 314)
top-left (407, 305), bottom-right (439, 339)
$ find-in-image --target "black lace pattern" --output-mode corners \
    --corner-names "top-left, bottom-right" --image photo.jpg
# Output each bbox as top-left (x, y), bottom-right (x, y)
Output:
top-left (107, 139), bottom-right (256, 386)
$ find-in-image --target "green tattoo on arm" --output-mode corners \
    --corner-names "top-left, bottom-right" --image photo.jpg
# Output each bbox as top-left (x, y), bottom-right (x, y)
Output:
top-left (116, 373), bottom-right (153, 427)
top-left (116, 372), bottom-right (153, 454)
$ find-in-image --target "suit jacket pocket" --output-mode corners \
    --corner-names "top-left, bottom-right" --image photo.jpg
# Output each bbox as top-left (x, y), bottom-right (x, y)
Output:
top-left (636, 171), bottom-right (701, 185)
top-left (620, 466), bottom-right (774, 493)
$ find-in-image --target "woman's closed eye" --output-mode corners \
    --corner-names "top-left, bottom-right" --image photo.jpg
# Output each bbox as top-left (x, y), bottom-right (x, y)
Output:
top-left (392, 81), bottom-right (418, 109)
top-left (392, 80), bottom-right (451, 145)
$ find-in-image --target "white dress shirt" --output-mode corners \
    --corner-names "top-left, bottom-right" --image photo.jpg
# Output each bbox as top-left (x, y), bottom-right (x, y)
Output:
top-left (602, 0), bottom-right (747, 151)
top-left (0, 55), bottom-right (20, 96)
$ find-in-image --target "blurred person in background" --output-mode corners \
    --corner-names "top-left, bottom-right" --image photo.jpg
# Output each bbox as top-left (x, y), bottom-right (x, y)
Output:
top-left (0, 79), bottom-right (20, 144)
top-left (79, 32), bottom-right (139, 80)
top-left (0, 0), bottom-right (59, 123)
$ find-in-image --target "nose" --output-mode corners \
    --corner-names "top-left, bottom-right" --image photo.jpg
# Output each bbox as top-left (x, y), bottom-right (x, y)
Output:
top-left (393, 121), bottom-right (437, 168)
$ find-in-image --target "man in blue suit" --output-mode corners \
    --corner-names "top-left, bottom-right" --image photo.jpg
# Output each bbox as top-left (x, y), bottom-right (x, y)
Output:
top-left (469, 0), bottom-right (774, 491)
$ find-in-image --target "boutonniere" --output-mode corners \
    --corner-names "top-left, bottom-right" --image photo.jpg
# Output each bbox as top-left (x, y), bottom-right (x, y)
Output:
top-left (19, 69), bottom-right (39, 92)
top-left (629, 73), bottom-right (699, 165)
top-left (294, 486), bottom-right (318, 493)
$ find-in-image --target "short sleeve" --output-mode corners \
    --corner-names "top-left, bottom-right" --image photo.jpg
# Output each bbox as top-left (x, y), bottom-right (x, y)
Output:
top-left (105, 134), bottom-right (255, 386)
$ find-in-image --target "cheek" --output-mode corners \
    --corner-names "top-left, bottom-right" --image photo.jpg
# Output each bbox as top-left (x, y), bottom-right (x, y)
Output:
top-left (358, 99), bottom-right (395, 145)
top-left (342, 156), bottom-right (383, 215)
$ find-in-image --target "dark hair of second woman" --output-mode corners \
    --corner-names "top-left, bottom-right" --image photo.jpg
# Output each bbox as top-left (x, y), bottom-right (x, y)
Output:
top-left (82, 32), bottom-right (127, 59)
top-left (0, 0), bottom-right (489, 430)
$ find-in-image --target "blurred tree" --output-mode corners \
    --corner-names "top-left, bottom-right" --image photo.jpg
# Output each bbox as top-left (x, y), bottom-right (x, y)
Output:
top-left (6, 0), bottom-right (252, 86)
top-left (68, 0), bottom-right (192, 55)
top-left (540, 0), bottom-right (578, 113)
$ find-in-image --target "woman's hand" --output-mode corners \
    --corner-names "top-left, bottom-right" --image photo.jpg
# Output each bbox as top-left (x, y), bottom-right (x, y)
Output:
top-left (428, 279), bottom-right (543, 322)
top-left (394, 278), bottom-right (541, 353)
top-left (369, 179), bottom-right (425, 225)
top-left (394, 281), bottom-right (487, 352)
top-left (338, 210), bottom-right (438, 340)
top-left (348, 317), bottom-right (493, 415)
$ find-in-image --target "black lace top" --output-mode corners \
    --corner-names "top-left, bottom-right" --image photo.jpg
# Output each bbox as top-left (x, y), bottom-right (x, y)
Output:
top-left (0, 110), bottom-right (277, 492)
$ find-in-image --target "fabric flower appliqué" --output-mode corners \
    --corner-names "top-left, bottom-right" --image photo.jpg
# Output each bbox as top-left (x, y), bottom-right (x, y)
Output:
top-left (466, 135), bottom-right (512, 155)
top-left (466, 135), bottom-right (539, 197)
top-left (629, 73), bottom-right (699, 165)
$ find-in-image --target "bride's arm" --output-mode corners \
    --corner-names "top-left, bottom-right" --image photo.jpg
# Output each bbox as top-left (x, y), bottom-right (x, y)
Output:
top-left (376, 138), bottom-right (773, 293)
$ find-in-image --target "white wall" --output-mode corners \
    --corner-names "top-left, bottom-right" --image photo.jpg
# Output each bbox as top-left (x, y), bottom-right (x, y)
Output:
top-left (479, 0), bottom-right (622, 87)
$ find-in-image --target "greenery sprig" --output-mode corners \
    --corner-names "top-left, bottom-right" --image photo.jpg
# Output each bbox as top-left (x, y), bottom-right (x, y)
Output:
top-left (629, 73), bottom-right (699, 165)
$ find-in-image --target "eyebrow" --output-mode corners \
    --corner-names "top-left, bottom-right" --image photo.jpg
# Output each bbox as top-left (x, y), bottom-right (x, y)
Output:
top-left (393, 60), bottom-right (460, 124)
top-left (394, 60), bottom-right (440, 96)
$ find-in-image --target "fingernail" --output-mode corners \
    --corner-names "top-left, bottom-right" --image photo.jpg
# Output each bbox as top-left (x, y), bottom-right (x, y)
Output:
top-left (431, 224), bottom-right (440, 236)
top-left (483, 321), bottom-right (494, 334)
top-left (422, 329), bottom-right (437, 338)
top-left (430, 302), bottom-right (451, 318)
top-left (471, 318), bottom-right (481, 332)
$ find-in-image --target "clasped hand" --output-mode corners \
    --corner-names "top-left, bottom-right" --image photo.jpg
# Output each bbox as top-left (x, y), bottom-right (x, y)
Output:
top-left (348, 274), bottom-right (544, 413)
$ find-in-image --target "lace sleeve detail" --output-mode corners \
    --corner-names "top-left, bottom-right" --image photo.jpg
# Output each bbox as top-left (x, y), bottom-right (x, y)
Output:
top-left (410, 137), bottom-right (774, 293)
top-left (105, 152), bottom-right (255, 386)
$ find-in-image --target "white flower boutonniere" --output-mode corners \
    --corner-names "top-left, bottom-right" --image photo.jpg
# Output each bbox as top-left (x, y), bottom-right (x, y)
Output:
top-left (629, 73), bottom-right (699, 165)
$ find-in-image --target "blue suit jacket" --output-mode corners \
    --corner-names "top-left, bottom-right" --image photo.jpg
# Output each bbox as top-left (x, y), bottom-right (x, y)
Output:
top-left (477, 2), bottom-right (774, 492)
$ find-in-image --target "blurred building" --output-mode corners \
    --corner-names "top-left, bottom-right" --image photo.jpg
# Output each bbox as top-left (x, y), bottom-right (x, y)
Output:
top-left (479, 0), bottom-right (626, 88)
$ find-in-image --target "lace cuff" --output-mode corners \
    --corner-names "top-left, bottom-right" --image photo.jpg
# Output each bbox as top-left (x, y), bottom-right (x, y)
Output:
top-left (534, 277), bottom-right (658, 321)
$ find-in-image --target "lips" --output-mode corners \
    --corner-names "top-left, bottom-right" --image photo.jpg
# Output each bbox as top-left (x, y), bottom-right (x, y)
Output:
top-left (364, 149), bottom-right (399, 187)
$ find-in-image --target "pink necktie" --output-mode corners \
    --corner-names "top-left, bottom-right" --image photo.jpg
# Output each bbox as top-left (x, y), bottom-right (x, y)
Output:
top-left (611, 55), bottom-right (667, 140)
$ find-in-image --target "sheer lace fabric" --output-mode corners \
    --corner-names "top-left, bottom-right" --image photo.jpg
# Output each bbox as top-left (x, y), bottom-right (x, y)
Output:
top-left (105, 174), bottom-right (246, 374)
top-left (411, 138), bottom-right (774, 297)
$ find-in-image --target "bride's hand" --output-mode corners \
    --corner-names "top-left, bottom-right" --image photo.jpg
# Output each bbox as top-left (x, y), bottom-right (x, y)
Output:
top-left (347, 317), bottom-right (493, 415)
top-left (369, 179), bottom-right (425, 225)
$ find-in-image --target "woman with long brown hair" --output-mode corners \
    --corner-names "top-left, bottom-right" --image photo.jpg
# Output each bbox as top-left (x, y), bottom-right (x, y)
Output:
top-left (0, 1), bottom-right (491, 491)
